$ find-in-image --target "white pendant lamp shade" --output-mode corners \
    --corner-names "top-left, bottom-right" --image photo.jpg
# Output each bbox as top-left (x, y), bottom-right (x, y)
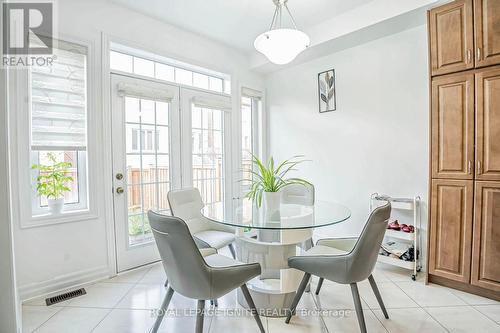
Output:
top-left (254, 0), bottom-right (310, 65)
top-left (254, 28), bottom-right (310, 65)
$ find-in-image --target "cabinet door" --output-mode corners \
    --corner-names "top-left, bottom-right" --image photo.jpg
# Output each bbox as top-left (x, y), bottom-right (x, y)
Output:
top-left (432, 72), bottom-right (475, 179)
top-left (476, 66), bottom-right (500, 181)
top-left (474, 0), bottom-right (500, 68)
top-left (429, 179), bottom-right (474, 283)
top-left (471, 181), bottom-right (500, 291)
top-left (429, 0), bottom-right (474, 76)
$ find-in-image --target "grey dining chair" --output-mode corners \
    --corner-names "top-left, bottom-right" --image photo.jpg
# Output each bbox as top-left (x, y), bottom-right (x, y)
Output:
top-left (167, 188), bottom-right (237, 259)
top-left (148, 211), bottom-right (265, 333)
top-left (285, 202), bottom-right (391, 333)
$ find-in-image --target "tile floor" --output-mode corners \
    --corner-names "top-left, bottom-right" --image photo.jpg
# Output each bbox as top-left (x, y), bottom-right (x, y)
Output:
top-left (22, 255), bottom-right (500, 333)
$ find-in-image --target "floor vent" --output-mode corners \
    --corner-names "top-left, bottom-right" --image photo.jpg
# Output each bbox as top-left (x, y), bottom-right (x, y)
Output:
top-left (45, 288), bottom-right (86, 306)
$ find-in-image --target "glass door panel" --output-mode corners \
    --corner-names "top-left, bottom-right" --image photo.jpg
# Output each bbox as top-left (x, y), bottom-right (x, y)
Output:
top-left (112, 74), bottom-right (180, 272)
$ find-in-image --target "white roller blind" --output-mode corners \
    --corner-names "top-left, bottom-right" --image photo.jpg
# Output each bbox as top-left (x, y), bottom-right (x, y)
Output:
top-left (192, 95), bottom-right (232, 111)
top-left (30, 40), bottom-right (88, 151)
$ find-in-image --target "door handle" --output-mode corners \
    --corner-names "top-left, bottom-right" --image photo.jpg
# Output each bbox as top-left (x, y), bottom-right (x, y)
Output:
top-left (467, 49), bottom-right (472, 63)
top-left (477, 161), bottom-right (482, 175)
top-left (468, 160), bottom-right (472, 174)
top-left (116, 187), bottom-right (125, 194)
top-left (477, 47), bottom-right (482, 61)
top-left (116, 173), bottom-right (124, 180)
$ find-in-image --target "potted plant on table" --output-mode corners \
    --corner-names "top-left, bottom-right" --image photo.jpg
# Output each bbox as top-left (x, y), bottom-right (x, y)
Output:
top-left (32, 152), bottom-right (74, 215)
top-left (244, 155), bottom-right (311, 213)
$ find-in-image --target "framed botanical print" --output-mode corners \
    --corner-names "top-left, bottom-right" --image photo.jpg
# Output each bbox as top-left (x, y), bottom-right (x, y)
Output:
top-left (318, 69), bottom-right (336, 112)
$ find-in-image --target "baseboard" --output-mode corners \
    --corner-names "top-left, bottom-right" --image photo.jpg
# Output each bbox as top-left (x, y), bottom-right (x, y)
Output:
top-left (428, 274), bottom-right (500, 302)
top-left (19, 265), bottom-right (111, 302)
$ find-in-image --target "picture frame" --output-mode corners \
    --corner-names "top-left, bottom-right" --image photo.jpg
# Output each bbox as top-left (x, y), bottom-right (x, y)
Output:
top-left (318, 69), bottom-right (336, 113)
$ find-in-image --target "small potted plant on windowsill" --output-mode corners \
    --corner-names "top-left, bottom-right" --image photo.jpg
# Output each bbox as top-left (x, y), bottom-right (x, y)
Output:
top-left (244, 155), bottom-right (311, 214)
top-left (32, 152), bottom-right (73, 215)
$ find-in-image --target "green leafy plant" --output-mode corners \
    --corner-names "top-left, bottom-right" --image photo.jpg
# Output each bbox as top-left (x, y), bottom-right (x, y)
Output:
top-left (31, 152), bottom-right (73, 200)
top-left (244, 155), bottom-right (311, 207)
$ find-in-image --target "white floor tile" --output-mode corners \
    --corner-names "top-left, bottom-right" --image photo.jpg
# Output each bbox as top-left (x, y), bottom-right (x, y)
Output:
top-left (397, 282), bottom-right (466, 307)
top-left (106, 267), bottom-right (150, 284)
top-left (22, 306), bottom-right (62, 333)
top-left (376, 264), bottom-right (419, 282)
top-left (116, 283), bottom-right (167, 310)
top-left (268, 314), bottom-right (327, 333)
top-left (34, 307), bottom-right (109, 333)
top-left (66, 283), bottom-right (133, 308)
top-left (358, 281), bottom-right (419, 309)
top-left (426, 306), bottom-right (500, 333)
top-left (138, 263), bottom-right (167, 285)
top-left (314, 280), bottom-right (369, 310)
top-left (157, 313), bottom-right (212, 333)
top-left (322, 309), bottom-right (387, 333)
top-left (474, 305), bottom-right (500, 325)
top-left (449, 288), bottom-right (500, 306)
top-left (209, 311), bottom-right (266, 333)
top-left (92, 309), bottom-right (155, 333)
top-left (373, 308), bottom-right (447, 333)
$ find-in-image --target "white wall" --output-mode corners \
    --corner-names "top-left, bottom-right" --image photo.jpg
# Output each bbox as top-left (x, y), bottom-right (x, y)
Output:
top-left (11, 0), bottom-right (264, 300)
top-left (266, 25), bottom-right (429, 266)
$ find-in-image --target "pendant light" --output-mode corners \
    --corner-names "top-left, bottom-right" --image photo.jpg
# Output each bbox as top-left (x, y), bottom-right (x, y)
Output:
top-left (254, 0), bottom-right (310, 65)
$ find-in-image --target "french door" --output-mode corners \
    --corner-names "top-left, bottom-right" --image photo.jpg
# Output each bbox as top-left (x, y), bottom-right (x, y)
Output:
top-left (111, 74), bottom-right (232, 272)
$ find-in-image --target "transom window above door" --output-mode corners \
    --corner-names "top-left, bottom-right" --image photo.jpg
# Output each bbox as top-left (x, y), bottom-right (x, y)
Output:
top-left (109, 43), bottom-right (231, 95)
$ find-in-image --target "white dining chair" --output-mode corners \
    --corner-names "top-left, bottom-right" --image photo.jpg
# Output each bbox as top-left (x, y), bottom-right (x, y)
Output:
top-left (167, 188), bottom-right (237, 258)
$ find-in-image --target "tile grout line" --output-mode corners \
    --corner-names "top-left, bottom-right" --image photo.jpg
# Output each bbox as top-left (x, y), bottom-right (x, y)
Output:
top-left (89, 265), bottom-right (154, 332)
top-left (30, 305), bottom-right (65, 333)
top-left (391, 279), bottom-right (451, 333)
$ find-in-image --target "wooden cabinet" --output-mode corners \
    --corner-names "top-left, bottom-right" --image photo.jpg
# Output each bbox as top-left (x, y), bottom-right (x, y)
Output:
top-left (474, 0), bottom-right (500, 68)
top-left (431, 72), bottom-right (475, 179)
top-left (429, 179), bottom-right (474, 283)
top-left (471, 182), bottom-right (500, 291)
top-left (429, 0), bottom-right (474, 76)
top-left (428, 1), bottom-right (500, 299)
top-left (476, 66), bottom-right (500, 180)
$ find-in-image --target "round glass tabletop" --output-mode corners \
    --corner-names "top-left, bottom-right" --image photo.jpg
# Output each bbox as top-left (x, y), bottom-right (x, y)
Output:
top-left (201, 198), bottom-right (351, 230)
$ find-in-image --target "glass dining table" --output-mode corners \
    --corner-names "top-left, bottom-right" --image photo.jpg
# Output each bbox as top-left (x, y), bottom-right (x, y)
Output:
top-left (201, 198), bottom-right (351, 317)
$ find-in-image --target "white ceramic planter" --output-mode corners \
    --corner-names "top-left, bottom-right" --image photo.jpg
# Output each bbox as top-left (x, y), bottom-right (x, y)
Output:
top-left (263, 191), bottom-right (281, 220)
top-left (48, 198), bottom-right (64, 215)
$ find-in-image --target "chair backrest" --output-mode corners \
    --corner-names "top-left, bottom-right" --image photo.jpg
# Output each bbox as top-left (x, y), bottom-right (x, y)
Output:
top-left (281, 184), bottom-right (315, 205)
top-left (167, 188), bottom-right (208, 234)
top-left (148, 210), bottom-right (211, 299)
top-left (346, 202), bottom-right (391, 282)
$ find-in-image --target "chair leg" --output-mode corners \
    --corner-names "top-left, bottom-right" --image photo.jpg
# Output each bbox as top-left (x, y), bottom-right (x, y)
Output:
top-left (195, 300), bottom-right (205, 333)
top-left (228, 243), bottom-right (236, 259)
top-left (368, 275), bottom-right (389, 319)
top-left (285, 272), bottom-right (311, 324)
top-left (315, 277), bottom-right (324, 295)
top-left (240, 284), bottom-right (265, 333)
top-left (209, 299), bottom-right (218, 307)
top-left (164, 279), bottom-right (168, 288)
top-left (350, 283), bottom-right (367, 333)
top-left (151, 286), bottom-right (174, 333)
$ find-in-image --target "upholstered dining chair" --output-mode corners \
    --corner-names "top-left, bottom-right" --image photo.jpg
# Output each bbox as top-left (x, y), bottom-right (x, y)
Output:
top-left (148, 211), bottom-right (265, 333)
top-left (281, 184), bottom-right (315, 249)
top-left (167, 188), bottom-right (236, 258)
top-left (281, 183), bottom-right (315, 205)
top-left (285, 202), bottom-right (391, 333)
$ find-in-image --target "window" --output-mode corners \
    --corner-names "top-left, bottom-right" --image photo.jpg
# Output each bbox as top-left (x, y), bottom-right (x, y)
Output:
top-left (110, 49), bottom-right (231, 94)
top-left (241, 93), bottom-right (262, 188)
top-left (191, 106), bottom-right (225, 205)
top-left (30, 40), bottom-right (89, 216)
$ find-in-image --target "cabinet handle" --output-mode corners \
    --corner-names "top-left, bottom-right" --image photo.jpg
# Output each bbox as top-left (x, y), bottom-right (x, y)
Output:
top-left (477, 47), bottom-right (482, 60)
top-left (468, 160), bottom-right (472, 174)
top-left (467, 49), bottom-right (472, 63)
top-left (477, 161), bottom-right (482, 175)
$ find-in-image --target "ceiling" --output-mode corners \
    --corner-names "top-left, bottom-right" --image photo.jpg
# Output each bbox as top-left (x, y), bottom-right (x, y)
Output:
top-left (111, 0), bottom-right (374, 52)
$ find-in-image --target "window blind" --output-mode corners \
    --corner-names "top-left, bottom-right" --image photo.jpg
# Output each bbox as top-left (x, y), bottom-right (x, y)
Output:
top-left (30, 40), bottom-right (88, 151)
